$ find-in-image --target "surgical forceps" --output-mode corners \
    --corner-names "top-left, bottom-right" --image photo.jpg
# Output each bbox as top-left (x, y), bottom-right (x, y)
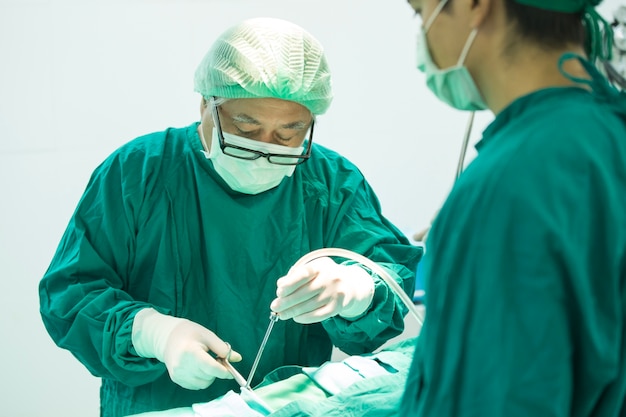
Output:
top-left (216, 342), bottom-right (247, 388)
top-left (216, 338), bottom-right (275, 414)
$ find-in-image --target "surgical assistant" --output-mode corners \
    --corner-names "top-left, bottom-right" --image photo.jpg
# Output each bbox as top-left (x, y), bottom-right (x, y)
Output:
top-left (38, 18), bottom-right (421, 417)
top-left (401, 0), bottom-right (626, 416)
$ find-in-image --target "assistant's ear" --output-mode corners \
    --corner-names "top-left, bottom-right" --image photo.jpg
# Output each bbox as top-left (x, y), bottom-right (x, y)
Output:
top-left (470, 0), bottom-right (494, 28)
top-left (200, 97), bottom-right (209, 116)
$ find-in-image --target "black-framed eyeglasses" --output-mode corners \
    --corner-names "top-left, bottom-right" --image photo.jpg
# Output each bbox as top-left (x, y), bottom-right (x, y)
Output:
top-left (210, 97), bottom-right (314, 166)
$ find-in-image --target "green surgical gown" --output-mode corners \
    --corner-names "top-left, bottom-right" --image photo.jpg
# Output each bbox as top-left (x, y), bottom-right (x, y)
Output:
top-left (38, 123), bottom-right (422, 417)
top-left (402, 77), bottom-right (626, 414)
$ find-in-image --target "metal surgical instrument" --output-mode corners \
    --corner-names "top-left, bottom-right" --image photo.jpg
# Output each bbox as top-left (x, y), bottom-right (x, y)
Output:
top-left (215, 343), bottom-right (275, 414)
top-left (245, 312), bottom-right (279, 389)
top-left (216, 342), bottom-right (248, 388)
top-left (456, 111), bottom-right (475, 181)
top-left (217, 357), bottom-right (248, 388)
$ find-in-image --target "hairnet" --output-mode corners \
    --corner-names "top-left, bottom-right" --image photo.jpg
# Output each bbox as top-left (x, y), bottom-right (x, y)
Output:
top-left (514, 0), bottom-right (612, 62)
top-left (194, 17), bottom-right (333, 115)
top-left (514, 0), bottom-right (601, 13)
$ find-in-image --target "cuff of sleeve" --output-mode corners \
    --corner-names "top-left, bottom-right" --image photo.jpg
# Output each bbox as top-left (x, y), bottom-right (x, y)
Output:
top-left (102, 304), bottom-right (168, 386)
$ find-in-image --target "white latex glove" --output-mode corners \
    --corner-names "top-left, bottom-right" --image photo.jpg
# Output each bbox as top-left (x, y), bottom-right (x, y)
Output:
top-left (131, 308), bottom-right (242, 390)
top-left (270, 257), bottom-right (375, 324)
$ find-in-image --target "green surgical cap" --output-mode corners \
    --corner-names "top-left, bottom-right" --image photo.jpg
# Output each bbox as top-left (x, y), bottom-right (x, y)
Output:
top-left (514, 0), bottom-right (601, 13)
top-left (514, 0), bottom-right (612, 62)
top-left (194, 17), bottom-right (333, 115)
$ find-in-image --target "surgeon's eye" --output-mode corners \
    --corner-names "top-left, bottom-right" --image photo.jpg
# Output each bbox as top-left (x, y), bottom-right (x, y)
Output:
top-left (234, 126), bottom-right (259, 138)
top-left (275, 132), bottom-right (298, 143)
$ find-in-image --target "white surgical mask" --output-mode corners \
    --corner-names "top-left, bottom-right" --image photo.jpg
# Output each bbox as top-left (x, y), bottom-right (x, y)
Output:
top-left (200, 126), bottom-right (303, 195)
top-left (416, 0), bottom-right (487, 111)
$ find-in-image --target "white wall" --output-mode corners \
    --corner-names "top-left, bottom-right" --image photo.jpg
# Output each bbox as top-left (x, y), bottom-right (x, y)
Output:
top-left (0, 0), bottom-right (622, 415)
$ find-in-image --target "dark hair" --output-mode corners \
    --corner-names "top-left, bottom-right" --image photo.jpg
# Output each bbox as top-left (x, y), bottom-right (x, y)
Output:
top-left (503, 0), bottom-right (585, 50)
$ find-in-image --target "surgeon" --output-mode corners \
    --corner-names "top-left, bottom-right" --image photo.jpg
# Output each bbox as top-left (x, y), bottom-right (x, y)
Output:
top-left (400, 0), bottom-right (626, 415)
top-left (38, 17), bottom-right (422, 417)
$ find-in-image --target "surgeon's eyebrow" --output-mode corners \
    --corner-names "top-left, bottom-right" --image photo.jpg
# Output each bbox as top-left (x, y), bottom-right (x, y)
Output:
top-left (281, 120), bottom-right (310, 130)
top-left (232, 113), bottom-right (310, 130)
top-left (232, 113), bottom-right (261, 125)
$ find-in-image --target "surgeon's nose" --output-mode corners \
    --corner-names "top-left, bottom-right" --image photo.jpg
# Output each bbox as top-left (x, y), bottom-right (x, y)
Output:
top-left (255, 131), bottom-right (275, 144)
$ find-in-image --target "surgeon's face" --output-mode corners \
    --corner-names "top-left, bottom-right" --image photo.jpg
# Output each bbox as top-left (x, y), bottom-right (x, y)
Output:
top-left (201, 98), bottom-right (313, 149)
top-left (408, 0), bottom-right (474, 70)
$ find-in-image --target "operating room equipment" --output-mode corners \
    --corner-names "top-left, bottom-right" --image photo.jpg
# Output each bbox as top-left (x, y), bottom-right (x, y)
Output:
top-left (420, 110), bottom-right (475, 244)
top-left (456, 111), bottom-right (475, 180)
top-left (246, 312), bottom-right (280, 389)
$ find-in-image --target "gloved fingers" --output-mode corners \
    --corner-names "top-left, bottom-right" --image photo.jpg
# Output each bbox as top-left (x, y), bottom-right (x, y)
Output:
top-left (205, 337), bottom-right (243, 363)
top-left (271, 279), bottom-right (326, 317)
top-left (272, 256), bottom-right (374, 323)
top-left (276, 257), bottom-right (339, 296)
top-left (273, 298), bottom-right (322, 321)
top-left (289, 302), bottom-right (340, 324)
top-left (162, 322), bottom-right (244, 389)
top-left (170, 373), bottom-right (217, 390)
top-left (273, 257), bottom-right (337, 309)
top-left (275, 265), bottom-right (316, 298)
top-left (196, 353), bottom-right (234, 381)
top-left (228, 351), bottom-right (243, 363)
top-left (166, 347), bottom-right (226, 389)
top-left (272, 284), bottom-right (342, 322)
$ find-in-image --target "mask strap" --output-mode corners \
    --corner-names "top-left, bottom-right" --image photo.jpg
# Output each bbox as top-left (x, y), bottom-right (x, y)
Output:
top-left (198, 123), bottom-right (210, 152)
top-left (424, 0), bottom-right (450, 32)
top-left (457, 28), bottom-right (479, 66)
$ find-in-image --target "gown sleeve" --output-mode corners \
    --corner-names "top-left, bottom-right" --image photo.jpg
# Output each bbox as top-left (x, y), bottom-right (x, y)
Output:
top-left (319, 165), bottom-right (422, 355)
top-left (39, 151), bottom-right (167, 386)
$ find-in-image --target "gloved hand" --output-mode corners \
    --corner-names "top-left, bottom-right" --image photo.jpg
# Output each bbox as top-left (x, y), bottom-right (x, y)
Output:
top-left (131, 308), bottom-right (242, 390)
top-left (270, 257), bottom-right (375, 324)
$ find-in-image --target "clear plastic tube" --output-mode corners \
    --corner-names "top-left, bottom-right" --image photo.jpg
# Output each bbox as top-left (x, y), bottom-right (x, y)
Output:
top-left (292, 248), bottom-right (425, 326)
